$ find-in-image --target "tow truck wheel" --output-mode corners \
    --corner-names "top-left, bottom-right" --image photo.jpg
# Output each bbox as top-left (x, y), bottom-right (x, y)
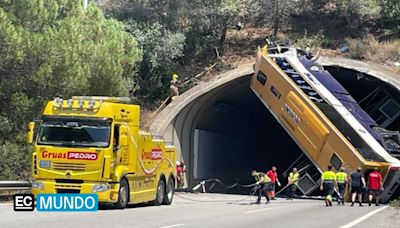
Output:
top-left (154, 179), bottom-right (165, 206)
top-left (163, 178), bottom-right (174, 205)
top-left (115, 179), bottom-right (129, 209)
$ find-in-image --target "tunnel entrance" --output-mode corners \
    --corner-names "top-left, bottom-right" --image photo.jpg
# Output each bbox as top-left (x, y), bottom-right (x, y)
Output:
top-left (163, 65), bottom-right (400, 196)
top-left (172, 75), bottom-right (306, 193)
top-left (325, 66), bottom-right (400, 131)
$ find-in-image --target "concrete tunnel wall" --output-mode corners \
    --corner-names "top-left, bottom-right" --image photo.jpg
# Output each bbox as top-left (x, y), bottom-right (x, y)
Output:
top-left (150, 58), bottom-right (400, 189)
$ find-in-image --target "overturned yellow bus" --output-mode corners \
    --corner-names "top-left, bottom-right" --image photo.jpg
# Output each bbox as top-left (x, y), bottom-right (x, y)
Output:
top-left (251, 43), bottom-right (400, 202)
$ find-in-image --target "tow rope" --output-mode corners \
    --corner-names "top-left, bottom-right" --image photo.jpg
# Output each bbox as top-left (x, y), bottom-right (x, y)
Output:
top-left (173, 179), bottom-right (260, 203)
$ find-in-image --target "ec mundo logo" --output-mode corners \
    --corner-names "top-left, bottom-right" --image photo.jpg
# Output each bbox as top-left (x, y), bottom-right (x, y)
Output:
top-left (14, 194), bottom-right (34, 211)
top-left (14, 194), bottom-right (98, 212)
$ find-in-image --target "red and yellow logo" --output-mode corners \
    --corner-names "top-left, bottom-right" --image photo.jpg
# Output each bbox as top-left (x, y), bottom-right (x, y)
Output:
top-left (142, 149), bottom-right (163, 160)
top-left (41, 151), bottom-right (97, 160)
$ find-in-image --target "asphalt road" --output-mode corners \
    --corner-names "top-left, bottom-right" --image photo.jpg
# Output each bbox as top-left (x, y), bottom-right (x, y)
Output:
top-left (0, 193), bottom-right (398, 228)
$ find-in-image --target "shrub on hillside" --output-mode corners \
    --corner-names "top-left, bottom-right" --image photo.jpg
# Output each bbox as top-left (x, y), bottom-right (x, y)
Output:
top-left (296, 30), bottom-right (331, 49)
top-left (345, 36), bottom-right (400, 62)
top-left (0, 143), bottom-right (31, 180)
top-left (345, 38), bottom-right (368, 59)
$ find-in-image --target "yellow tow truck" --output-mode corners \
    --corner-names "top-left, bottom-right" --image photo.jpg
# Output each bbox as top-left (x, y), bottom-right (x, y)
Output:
top-left (27, 96), bottom-right (176, 208)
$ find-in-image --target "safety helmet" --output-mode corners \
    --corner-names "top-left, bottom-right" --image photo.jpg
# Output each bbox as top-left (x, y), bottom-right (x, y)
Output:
top-left (172, 74), bottom-right (179, 80)
top-left (176, 161), bottom-right (181, 166)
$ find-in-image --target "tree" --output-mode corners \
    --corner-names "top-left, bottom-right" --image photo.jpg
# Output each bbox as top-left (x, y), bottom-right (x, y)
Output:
top-left (238, 0), bottom-right (299, 37)
top-left (125, 21), bottom-right (185, 99)
top-left (380, 0), bottom-right (400, 33)
top-left (181, 0), bottom-right (239, 58)
top-left (103, 0), bottom-right (238, 99)
top-left (0, 0), bottom-right (142, 179)
top-left (104, 0), bottom-right (239, 45)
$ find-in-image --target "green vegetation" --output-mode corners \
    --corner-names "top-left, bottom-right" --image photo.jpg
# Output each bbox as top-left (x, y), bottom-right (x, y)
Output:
top-left (0, 0), bottom-right (399, 180)
top-left (124, 21), bottom-right (185, 100)
top-left (296, 30), bottom-right (330, 48)
top-left (105, 0), bottom-right (239, 99)
top-left (381, 0), bottom-right (400, 33)
top-left (0, 0), bottom-right (141, 180)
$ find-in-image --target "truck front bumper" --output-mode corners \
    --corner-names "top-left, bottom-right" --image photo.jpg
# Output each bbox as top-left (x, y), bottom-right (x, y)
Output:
top-left (31, 180), bottom-right (120, 203)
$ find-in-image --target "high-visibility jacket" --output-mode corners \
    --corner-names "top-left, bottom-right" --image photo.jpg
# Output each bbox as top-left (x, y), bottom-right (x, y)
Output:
top-left (261, 45), bottom-right (268, 56)
top-left (336, 172), bottom-right (347, 184)
top-left (322, 171), bottom-right (336, 182)
top-left (289, 172), bottom-right (300, 184)
top-left (255, 172), bottom-right (271, 184)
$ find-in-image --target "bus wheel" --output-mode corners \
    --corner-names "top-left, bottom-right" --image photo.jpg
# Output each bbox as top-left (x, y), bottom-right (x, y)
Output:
top-left (154, 179), bottom-right (165, 206)
top-left (115, 179), bottom-right (129, 209)
top-left (163, 178), bottom-right (174, 205)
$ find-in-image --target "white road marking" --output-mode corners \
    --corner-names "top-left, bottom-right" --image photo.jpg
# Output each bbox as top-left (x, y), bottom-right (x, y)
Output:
top-left (159, 223), bottom-right (185, 228)
top-left (244, 207), bottom-right (273, 214)
top-left (338, 206), bottom-right (388, 228)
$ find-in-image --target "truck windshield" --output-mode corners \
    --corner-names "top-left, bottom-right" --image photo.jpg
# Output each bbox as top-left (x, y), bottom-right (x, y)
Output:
top-left (37, 118), bottom-right (111, 148)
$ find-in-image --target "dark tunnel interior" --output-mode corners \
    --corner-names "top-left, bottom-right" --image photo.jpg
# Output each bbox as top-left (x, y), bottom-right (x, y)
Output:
top-left (325, 66), bottom-right (400, 131)
top-left (173, 67), bottom-right (400, 195)
top-left (196, 79), bottom-right (303, 187)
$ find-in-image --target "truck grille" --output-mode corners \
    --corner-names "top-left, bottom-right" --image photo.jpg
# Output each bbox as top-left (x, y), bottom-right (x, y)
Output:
top-left (56, 189), bottom-right (81, 194)
top-left (52, 162), bottom-right (86, 171)
top-left (55, 183), bottom-right (82, 194)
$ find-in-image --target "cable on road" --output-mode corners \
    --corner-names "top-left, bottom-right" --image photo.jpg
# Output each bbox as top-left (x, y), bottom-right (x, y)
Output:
top-left (175, 179), bottom-right (261, 203)
top-left (190, 178), bottom-right (257, 192)
top-left (174, 193), bottom-right (252, 203)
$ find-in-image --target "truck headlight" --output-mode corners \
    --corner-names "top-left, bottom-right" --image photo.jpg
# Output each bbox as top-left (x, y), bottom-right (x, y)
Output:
top-left (32, 182), bottom-right (44, 190)
top-left (92, 183), bottom-right (111, 193)
top-left (89, 100), bottom-right (95, 108)
top-left (39, 160), bottom-right (51, 169)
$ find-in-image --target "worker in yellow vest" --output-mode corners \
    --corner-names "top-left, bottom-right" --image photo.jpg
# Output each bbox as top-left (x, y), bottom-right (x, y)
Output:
top-left (170, 73), bottom-right (180, 101)
top-left (336, 167), bottom-right (348, 205)
top-left (251, 170), bottom-right (271, 204)
top-left (286, 167), bottom-right (300, 200)
top-left (320, 165), bottom-right (337, 207)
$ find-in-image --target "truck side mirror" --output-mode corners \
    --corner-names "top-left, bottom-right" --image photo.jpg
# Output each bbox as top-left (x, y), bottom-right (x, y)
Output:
top-left (27, 122), bottom-right (35, 144)
top-left (119, 126), bottom-right (128, 146)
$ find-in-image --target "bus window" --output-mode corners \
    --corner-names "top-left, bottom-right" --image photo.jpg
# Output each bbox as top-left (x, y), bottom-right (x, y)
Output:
top-left (256, 72), bottom-right (267, 85)
top-left (330, 153), bottom-right (342, 171)
top-left (270, 86), bottom-right (281, 99)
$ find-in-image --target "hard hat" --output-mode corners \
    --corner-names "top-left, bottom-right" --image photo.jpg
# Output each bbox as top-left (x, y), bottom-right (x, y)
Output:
top-left (172, 74), bottom-right (179, 80)
top-left (176, 161), bottom-right (181, 166)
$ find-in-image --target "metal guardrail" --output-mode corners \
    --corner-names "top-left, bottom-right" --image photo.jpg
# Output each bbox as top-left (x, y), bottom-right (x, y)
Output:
top-left (0, 181), bottom-right (31, 192)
